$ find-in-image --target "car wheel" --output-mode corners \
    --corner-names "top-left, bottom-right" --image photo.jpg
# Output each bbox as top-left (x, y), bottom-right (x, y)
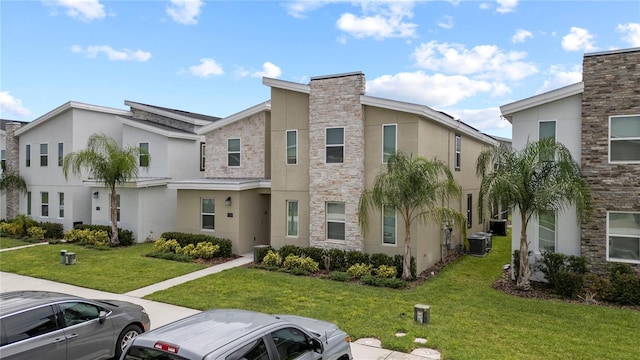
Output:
top-left (115, 324), bottom-right (142, 358)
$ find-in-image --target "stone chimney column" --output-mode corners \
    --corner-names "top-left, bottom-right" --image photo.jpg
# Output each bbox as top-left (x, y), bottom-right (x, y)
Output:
top-left (5, 123), bottom-right (22, 219)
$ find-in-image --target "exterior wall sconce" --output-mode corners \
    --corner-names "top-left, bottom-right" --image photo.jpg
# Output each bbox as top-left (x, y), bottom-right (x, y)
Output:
top-left (93, 191), bottom-right (99, 199)
top-left (225, 196), bottom-right (232, 206)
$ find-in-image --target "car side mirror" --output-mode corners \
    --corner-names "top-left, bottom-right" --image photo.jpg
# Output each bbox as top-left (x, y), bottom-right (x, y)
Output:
top-left (98, 310), bottom-right (107, 324)
top-left (309, 338), bottom-right (323, 354)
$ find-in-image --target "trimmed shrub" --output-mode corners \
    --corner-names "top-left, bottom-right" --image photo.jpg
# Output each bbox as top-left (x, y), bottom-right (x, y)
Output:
top-left (64, 228), bottom-right (109, 247)
top-left (329, 271), bottom-right (351, 282)
top-left (370, 253), bottom-right (394, 269)
top-left (153, 238), bottom-right (182, 253)
top-left (0, 222), bottom-right (19, 236)
top-left (345, 251), bottom-right (369, 269)
top-left (146, 252), bottom-right (193, 262)
top-left (605, 263), bottom-right (640, 305)
top-left (326, 249), bottom-right (347, 272)
top-left (347, 263), bottom-right (373, 279)
top-left (27, 226), bottom-right (46, 241)
top-left (262, 250), bottom-right (282, 267)
top-left (160, 232), bottom-right (232, 257)
top-left (393, 255), bottom-right (416, 280)
top-left (375, 265), bottom-right (397, 279)
top-left (254, 246), bottom-right (274, 264)
top-left (74, 224), bottom-right (135, 246)
top-left (553, 271), bottom-right (585, 299)
top-left (38, 222), bottom-right (64, 239)
top-left (302, 247), bottom-right (327, 269)
top-left (283, 255), bottom-right (319, 273)
top-left (191, 242), bottom-right (220, 259)
top-left (278, 245), bottom-right (304, 259)
top-left (179, 244), bottom-right (196, 257)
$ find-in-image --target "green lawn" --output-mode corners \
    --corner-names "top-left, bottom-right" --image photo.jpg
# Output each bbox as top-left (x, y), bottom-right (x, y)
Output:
top-left (0, 237), bottom-right (31, 249)
top-left (145, 233), bottom-right (640, 360)
top-left (0, 242), bottom-right (206, 293)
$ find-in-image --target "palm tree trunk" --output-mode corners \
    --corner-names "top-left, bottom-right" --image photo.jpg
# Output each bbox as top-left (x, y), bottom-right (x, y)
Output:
top-left (110, 188), bottom-right (120, 246)
top-left (403, 220), bottom-right (412, 281)
top-left (516, 211), bottom-right (531, 290)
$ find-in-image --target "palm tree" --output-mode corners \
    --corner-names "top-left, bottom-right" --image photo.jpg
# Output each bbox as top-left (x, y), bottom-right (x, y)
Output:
top-left (62, 133), bottom-right (149, 246)
top-left (359, 152), bottom-right (467, 280)
top-left (0, 162), bottom-right (27, 220)
top-left (476, 138), bottom-right (592, 290)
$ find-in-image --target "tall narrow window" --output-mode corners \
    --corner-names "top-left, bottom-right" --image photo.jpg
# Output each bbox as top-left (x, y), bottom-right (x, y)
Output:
top-left (57, 143), bottom-right (64, 166)
top-left (0, 149), bottom-right (5, 169)
top-left (538, 211), bottom-right (556, 252)
top-left (228, 138), bottom-right (241, 167)
top-left (382, 205), bottom-right (396, 245)
top-left (139, 142), bottom-right (149, 167)
top-left (466, 194), bottom-right (472, 228)
top-left (326, 128), bottom-right (344, 163)
top-left (382, 124), bottom-right (396, 163)
top-left (27, 191), bottom-right (31, 215)
top-left (609, 115), bottom-right (640, 163)
top-left (455, 134), bottom-right (461, 171)
top-left (58, 192), bottom-right (65, 218)
top-left (326, 202), bottom-right (345, 240)
top-left (286, 130), bottom-right (298, 165)
top-left (287, 200), bottom-right (299, 236)
top-left (41, 192), bottom-right (49, 217)
top-left (111, 194), bottom-right (121, 222)
top-left (607, 212), bottom-right (640, 263)
top-left (201, 198), bottom-right (215, 230)
top-left (25, 144), bottom-right (31, 167)
top-left (40, 143), bottom-right (48, 167)
top-left (200, 142), bottom-right (205, 171)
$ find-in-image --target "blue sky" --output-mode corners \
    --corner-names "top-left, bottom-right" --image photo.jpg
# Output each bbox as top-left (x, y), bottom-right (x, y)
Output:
top-left (1, 1), bottom-right (639, 138)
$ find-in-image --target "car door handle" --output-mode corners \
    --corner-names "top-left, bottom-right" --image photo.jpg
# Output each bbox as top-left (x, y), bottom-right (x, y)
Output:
top-left (52, 337), bottom-right (67, 343)
top-left (66, 334), bottom-right (78, 340)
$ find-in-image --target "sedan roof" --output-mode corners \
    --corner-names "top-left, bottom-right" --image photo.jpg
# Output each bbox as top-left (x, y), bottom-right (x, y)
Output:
top-left (0, 291), bottom-right (81, 316)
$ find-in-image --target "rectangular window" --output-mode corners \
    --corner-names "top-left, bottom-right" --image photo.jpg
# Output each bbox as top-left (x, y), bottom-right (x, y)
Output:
top-left (57, 142), bottom-right (64, 166)
top-left (228, 138), bottom-right (241, 167)
top-left (201, 198), bottom-right (215, 230)
top-left (607, 212), bottom-right (640, 263)
top-left (1, 149), bottom-right (5, 169)
top-left (326, 127), bottom-right (344, 163)
top-left (139, 142), bottom-right (149, 167)
top-left (41, 192), bottom-right (49, 217)
top-left (286, 130), bottom-right (298, 165)
top-left (26, 144), bottom-right (31, 167)
top-left (539, 120), bottom-right (556, 141)
top-left (382, 205), bottom-right (396, 245)
top-left (382, 124), bottom-right (397, 163)
top-left (200, 142), bottom-right (205, 171)
top-left (326, 202), bottom-right (345, 240)
top-left (58, 192), bottom-right (64, 218)
top-left (27, 192), bottom-right (31, 215)
top-left (455, 134), bottom-right (461, 171)
top-left (466, 194), bottom-right (472, 228)
top-left (111, 194), bottom-right (121, 222)
top-left (539, 211), bottom-right (556, 252)
top-left (609, 115), bottom-right (640, 163)
top-left (287, 200), bottom-right (299, 236)
top-left (40, 143), bottom-right (48, 167)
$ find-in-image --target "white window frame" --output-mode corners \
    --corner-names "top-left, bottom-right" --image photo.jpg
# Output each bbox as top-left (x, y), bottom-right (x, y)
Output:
top-left (40, 143), bottom-right (48, 167)
top-left (201, 198), bottom-right (215, 231)
top-left (1, 149), bottom-right (6, 170)
top-left (25, 144), bottom-right (31, 167)
top-left (228, 138), bottom-right (241, 167)
top-left (286, 130), bottom-right (298, 165)
top-left (41, 192), bottom-right (49, 217)
top-left (455, 134), bottom-right (461, 171)
top-left (382, 205), bottom-right (397, 245)
top-left (200, 142), bottom-right (206, 171)
top-left (382, 124), bottom-right (397, 164)
top-left (57, 142), bottom-right (64, 167)
top-left (538, 120), bottom-right (557, 141)
top-left (326, 202), bottom-right (345, 241)
top-left (27, 191), bottom-right (31, 215)
top-left (286, 200), bottom-right (299, 237)
top-left (538, 211), bottom-right (556, 253)
top-left (606, 211), bottom-right (640, 264)
top-left (609, 115), bottom-right (640, 163)
top-left (139, 142), bottom-right (149, 167)
top-left (325, 127), bottom-right (344, 164)
top-left (58, 192), bottom-right (64, 218)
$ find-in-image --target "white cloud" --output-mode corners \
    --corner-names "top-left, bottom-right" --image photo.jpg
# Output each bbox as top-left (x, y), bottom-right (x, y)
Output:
top-left (71, 45), bottom-right (152, 62)
top-left (49, 0), bottom-right (106, 22)
top-left (337, 1), bottom-right (417, 40)
top-left (512, 29), bottom-right (533, 43)
top-left (284, 0), bottom-right (333, 19)
top-left (617, 23), bottom-right (640, 47)
top-left (366, 72), bottom-right (495, 107)
top-left (412, 41), bottom-right (538, 81)
top-left (535, 64), bottom-right (582, 94)
top-left (0, 91), bottom-right (31, 118)
top-left (251, 62), bottom-right (282, 78)
top-left (496, 0), bottom-right (518, 13)
top-left (437, 15), bottom-right (454, 30)
top-left (562, 27), bottom-right (596, 52)
top-left (166, 0), bottom-right (204, 25)
top-left (447, 107), bottom-right (512, 136)
top-left (187, 58), bottom-right (224, 78)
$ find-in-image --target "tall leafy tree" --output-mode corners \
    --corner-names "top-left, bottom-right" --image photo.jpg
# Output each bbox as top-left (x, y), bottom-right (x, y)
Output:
top-left (359, 152), bottom-right (467, 280)
top-left (0, 162), bottom-right (27, 220)
top-left (476, 138), bottom-right (592, 290)
top-left (63, 133), bottom-right (149, 246)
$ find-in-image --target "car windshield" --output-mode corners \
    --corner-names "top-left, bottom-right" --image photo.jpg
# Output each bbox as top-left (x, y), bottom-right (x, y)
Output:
top-left (122, 346), bottom-right (189, 360)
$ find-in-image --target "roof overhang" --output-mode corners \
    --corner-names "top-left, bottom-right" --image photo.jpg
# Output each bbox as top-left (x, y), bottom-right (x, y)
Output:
top-left (82, 177), bottom-right (170, 189)
top-left (262, 77), bottom-right (310, 94)
top-left (500, 82), bottom-right (584, 122)
top-left (125, 100), bottom-right (212, 127)
top-left (168, 178), bottom-right (271, 191)
top-left (120, 117), bottom-right (202, 141)
top-left (197, 101), bottom-right (271, 135)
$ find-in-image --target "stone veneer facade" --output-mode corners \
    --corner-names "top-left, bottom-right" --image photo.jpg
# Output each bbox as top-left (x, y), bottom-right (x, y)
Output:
top-left (308, 72), bottom-right (365, 251)
top-left (580, 48), bottom-right (640, 272)
top-left (131, 108), bottom-right (198, 133)
top-left (205, 112), bottom-right (267, 179)
top-left (4, 123), bottom-right (22, 219)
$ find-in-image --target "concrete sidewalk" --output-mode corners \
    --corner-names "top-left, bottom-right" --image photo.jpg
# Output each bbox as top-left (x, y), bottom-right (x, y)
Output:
top-left (0, 245), bottom-right (440, 359)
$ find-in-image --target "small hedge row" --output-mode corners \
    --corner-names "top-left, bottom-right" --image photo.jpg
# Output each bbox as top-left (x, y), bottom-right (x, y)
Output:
top-left (160, 232), bottom-right (232, 257)
top-left (0, 219), bottom-right (64, 241)
top-left (255, 244), bottom-right (416, 280)
top-left (74, 224), bottom-right (134, 246)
